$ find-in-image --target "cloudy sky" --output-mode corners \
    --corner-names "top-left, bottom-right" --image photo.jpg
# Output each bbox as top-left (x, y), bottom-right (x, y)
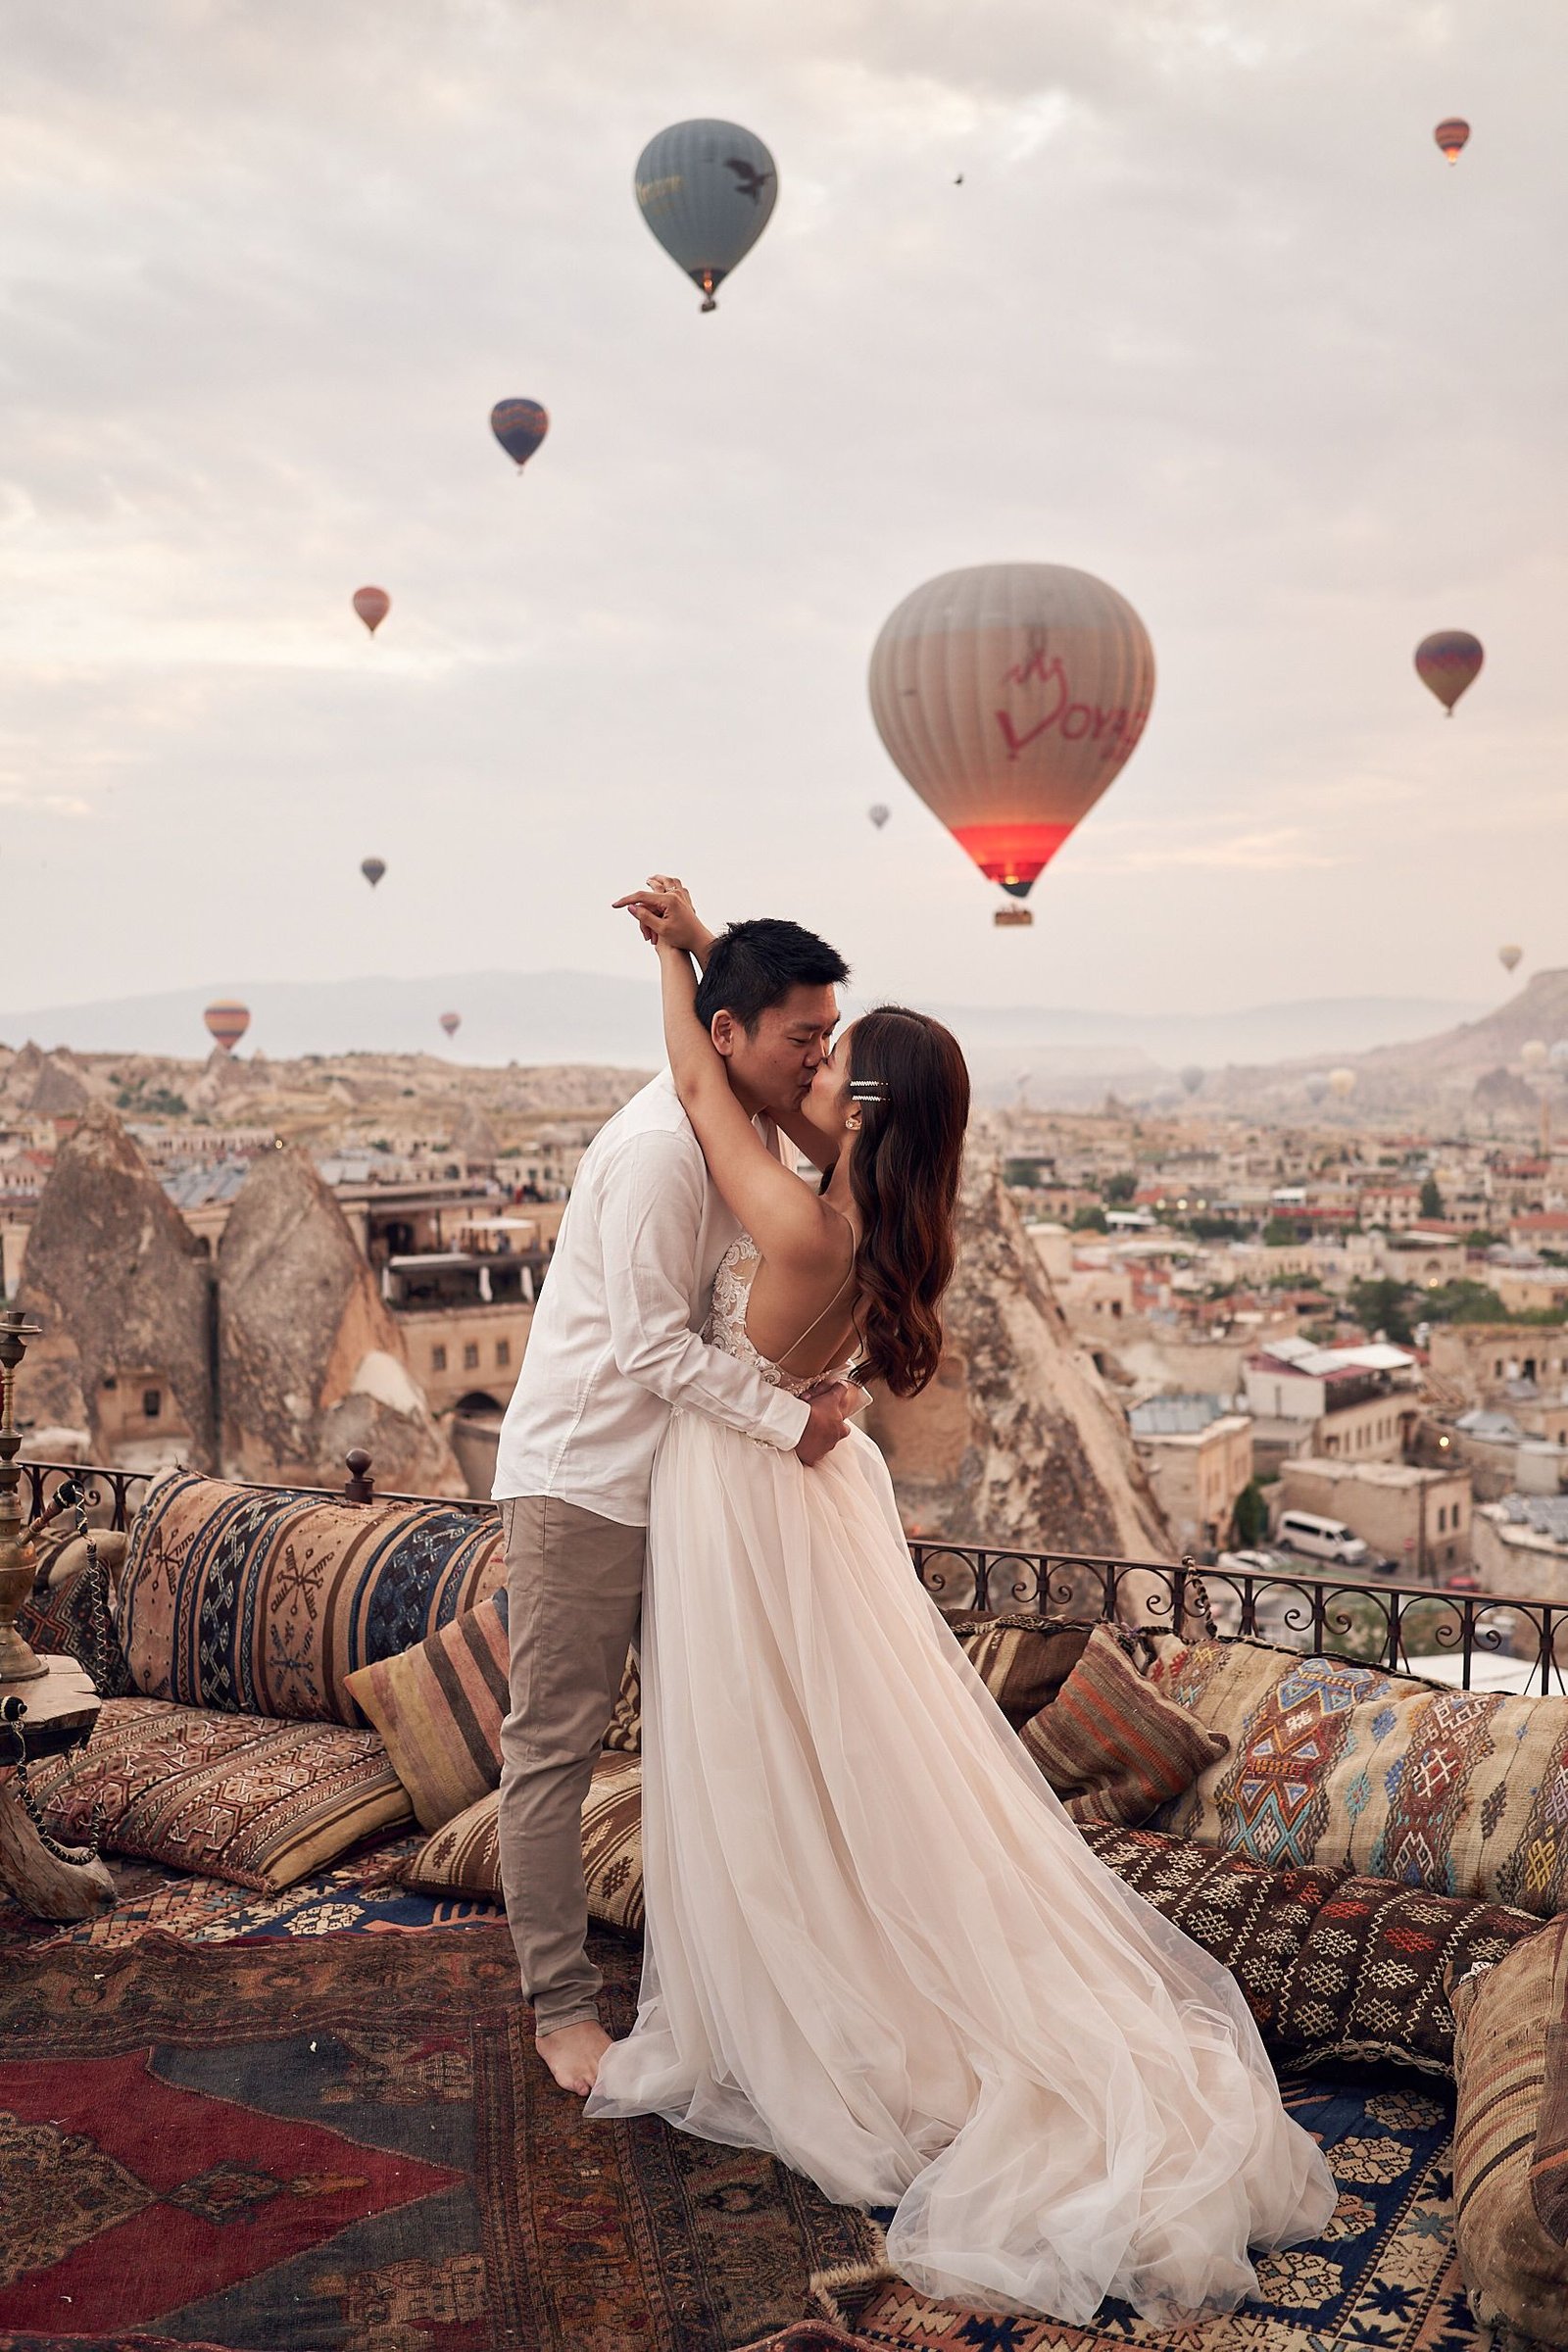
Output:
top-left (1, 0), bottom-right (1562, 1036)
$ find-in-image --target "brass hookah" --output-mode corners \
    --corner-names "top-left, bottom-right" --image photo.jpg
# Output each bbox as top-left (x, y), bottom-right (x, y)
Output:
top-left (0, 1304), bottom-right (48, 1684)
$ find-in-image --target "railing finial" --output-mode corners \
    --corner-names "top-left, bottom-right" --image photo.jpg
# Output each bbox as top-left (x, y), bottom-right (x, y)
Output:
top-left (343, 1449), bottom-right (375, 1504)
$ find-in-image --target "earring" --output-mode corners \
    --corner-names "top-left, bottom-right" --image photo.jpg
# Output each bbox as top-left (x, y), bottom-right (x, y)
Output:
top-left (846, 1113), bottom-right (860, 1133)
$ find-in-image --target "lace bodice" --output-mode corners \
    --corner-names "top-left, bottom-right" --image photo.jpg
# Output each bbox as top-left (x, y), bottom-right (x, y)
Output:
top-left (705, 1233), bottom-right (857, 1396)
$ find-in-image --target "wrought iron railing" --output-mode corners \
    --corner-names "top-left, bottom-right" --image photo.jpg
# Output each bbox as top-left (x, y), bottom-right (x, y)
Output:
top-left (23, 1452), bottom-right (1566, 1696)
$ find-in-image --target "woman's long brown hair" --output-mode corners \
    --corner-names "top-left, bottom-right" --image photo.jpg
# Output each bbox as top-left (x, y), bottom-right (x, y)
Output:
top-left (845, 1006), bottom-right (970, 1396)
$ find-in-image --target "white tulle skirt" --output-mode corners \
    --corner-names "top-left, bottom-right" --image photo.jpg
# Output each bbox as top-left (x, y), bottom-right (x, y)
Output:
top-left (584, 1413), bottom-right (1338, 2325)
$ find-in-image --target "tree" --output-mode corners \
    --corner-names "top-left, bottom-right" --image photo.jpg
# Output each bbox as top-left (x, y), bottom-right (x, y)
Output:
top-left (1346, 1275), bottom-right (1416, 1345)
top-left (1071, 1203), bottom-right (1108, 1232)
top-left (1232, 1480), bottom-right (1269, 1549)
top-left (1104, 1170), bottom-right (1138, 1204)
top-left (1261, 1217), bottom-right (1303, 1247)
top-left (1419, 1174), bottom-right (1445, 1220)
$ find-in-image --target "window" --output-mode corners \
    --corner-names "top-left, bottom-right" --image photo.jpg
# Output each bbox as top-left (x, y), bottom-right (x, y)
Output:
top-left (431, 1346), bottom-right (447, 1373)
top-left (142, 1389), bottom-right (162, 1420)
top-left (464, 1343), bottom-right (479, 1370)
top-left (496, 1340), bottom-right (511, 1367)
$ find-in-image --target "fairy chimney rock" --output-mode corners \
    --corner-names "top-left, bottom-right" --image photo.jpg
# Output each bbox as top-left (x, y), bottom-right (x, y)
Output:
top-left (866, 1158), bottom-right (1170, 1579)
top-left (26, 1051), bottom-right (92, 1118)
top-left (17, 1102), bottom-right (216, 1469)
top-left (217, 1146), bottom-right (463, 1493)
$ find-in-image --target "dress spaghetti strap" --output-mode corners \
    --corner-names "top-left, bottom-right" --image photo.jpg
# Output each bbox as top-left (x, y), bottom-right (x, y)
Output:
top-left (775, 1208), bottom-right (857, 1369)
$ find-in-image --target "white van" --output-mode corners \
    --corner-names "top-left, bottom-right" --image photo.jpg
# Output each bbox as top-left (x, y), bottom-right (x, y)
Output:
top-left (1276, 1509), bottom-right (1370, 1567)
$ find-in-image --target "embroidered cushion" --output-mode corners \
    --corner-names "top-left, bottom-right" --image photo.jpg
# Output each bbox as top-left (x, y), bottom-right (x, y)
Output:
top-left (1075, 1821), bottom-right (1348, 2034)
top-left (1449, 1913), bottom-right (1568, 2345)
top-left (15, 1544), bottom-right (133, 1697)
top-left (1273, 1876), bottom-right (1544, 2079)
top-left (1148, 1635), bottom-right (1568, 1917)
top-left (948, 1615), bottom-right (1105, 1730)
top-left (401, 1752), bottom-right (645, 1936)
top-left (345, 1592), bottom-right (512, 1831)
top-left (603, 1651), bottom-right (641, 1753)
top-left (24, 1696), bottom-right (411, 1892)
top-left (1019, 1623), bottom-right (1229, 1826)
top-left (115, 1470), bottom-right (505, 1726)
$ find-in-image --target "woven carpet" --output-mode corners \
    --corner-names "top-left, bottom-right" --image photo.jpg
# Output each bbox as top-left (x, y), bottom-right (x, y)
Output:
top-left (0, 1924), bottom-right (877, 2352)
top-left (774, 2072), bottom-right (1488, 2352)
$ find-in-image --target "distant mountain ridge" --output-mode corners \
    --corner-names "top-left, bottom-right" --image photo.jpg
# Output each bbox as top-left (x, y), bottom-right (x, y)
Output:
top-left (0, 972), bottom-right (1485, 1089)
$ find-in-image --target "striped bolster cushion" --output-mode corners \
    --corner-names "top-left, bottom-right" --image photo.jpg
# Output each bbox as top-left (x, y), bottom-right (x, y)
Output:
top-left (1020, 1622), bottom-right (1229, 1827)
top-left (1449, 1912), bottom-right (1568, 2345)
top-left (401, 1752), bottom-right (646, 1936)
top-left (345, 1592), bottom-right (512, 1832)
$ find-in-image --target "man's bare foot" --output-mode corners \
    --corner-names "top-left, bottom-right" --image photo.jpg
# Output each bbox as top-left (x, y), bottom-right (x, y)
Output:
top-left (536, 2018), bottom-right (612, 2095)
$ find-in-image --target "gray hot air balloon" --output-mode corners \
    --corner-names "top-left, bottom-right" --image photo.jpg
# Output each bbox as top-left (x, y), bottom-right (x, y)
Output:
top-left (1179, 1064), bottom-right (1203, 1097)
top-left (634, 120), bottom-right (777, 312)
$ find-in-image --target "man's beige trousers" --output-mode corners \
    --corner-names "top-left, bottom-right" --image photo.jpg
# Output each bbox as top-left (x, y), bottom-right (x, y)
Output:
top-left (495, 1494), bottom-right (646, 2035)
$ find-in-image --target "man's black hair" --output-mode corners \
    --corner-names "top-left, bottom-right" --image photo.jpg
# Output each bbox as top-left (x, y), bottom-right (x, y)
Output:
top-left (694, 918), bottom-right (850, 1035)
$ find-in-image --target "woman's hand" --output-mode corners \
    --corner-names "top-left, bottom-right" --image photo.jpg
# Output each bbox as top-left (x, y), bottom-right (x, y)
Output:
top-left (612, 874), bottom-right (715, 962)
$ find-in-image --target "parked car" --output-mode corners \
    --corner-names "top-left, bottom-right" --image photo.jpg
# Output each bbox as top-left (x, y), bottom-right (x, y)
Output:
top-left (1275, 1509), bottom-right (1371, 1567)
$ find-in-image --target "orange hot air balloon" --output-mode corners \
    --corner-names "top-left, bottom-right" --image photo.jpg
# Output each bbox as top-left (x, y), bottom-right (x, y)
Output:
top-left (439, 1010), bottom-right (461, 1040)
top-left (868, 564), bottom-right (1154, 901)
top-left (1414, 630), bottom-right (1483, 714)
top-left (204, 999), bottom-right (250, 1053)
top-left (1435, 118), bottom-right (1470, 164)
top-left (353, 585), bottom-right (391, 635)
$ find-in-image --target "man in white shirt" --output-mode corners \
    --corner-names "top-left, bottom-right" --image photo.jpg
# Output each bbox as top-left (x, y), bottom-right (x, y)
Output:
top-left (493, 916), bottom-right (856, 2092)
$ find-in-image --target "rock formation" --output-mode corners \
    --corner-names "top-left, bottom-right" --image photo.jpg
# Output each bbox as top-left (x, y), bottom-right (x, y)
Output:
top-left (17, 1105), bottom-right (217, 1468)
top-left (25, 1051), bottom-right (92, 1118)
top-left (866, 1159), bottom-right (1181, 1621)
top-left (1471, 1066), bottom-right (1541, 1123)
top-left (217, 1147), bottom-right (463, 1494)
top-left (449, 1102), bottom-right (500, 1167)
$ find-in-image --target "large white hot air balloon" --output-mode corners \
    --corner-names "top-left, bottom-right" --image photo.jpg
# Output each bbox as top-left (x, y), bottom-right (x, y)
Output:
top-left (1328, 1067), bottom-right (1357, 1099)
top-left (868, 564), bottom-right (1154, 905)
top-left (1521, 1039), bottom-right (1548, 1070)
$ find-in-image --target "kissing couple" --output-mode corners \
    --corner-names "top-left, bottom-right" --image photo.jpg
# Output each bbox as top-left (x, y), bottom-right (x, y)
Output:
top-left (489, 879), bottom-right (1335, 2325)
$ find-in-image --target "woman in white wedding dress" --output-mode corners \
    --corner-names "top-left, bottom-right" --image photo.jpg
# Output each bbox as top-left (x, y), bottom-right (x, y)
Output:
top-left (585, 883), bottom-right (1337, 2326)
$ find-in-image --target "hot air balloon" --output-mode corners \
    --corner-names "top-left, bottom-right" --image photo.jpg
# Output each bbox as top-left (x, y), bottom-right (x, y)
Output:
top-left (994, 905), bottom-right (1033, 928)
top-left (439, 1011), bottom-right (462, 1040)
top-left (867, 803), bottom-right (890, 830)
top-left (869, 564), bottom-right (1154, 903)
top-left (1328, 1067), bottom-right (1357, 1099)
top-left (490, 399), bottom-right (549, 471)
top-left (1414, 630), bottom-right (1483, 714)
top-left (1522, 1039), bottom-right (1548, 1070)
top-left (361, 857), bottom-right (386, 889)
top-left (1305, 1074), bottom-right (1330, 1106)
top-left (633, 120), bottom-right (777, 311)
top-left (353, 586), bottom-right (391, 636)
top-left (1498, 944), bottom-right (1523, 975)
top-left (1435, 118), bottom-right (1470, 164)
top-left (204, 1000), bottom-right (250, 1054)
top-left (1549, 1040), bottom-right (1568, 1067)
top-left (1179, 1064), bottom-right (1203, 1097)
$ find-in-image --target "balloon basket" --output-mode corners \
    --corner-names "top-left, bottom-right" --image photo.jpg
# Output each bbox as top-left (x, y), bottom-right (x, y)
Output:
top-left (994, 905), bottom-right (1033, 929)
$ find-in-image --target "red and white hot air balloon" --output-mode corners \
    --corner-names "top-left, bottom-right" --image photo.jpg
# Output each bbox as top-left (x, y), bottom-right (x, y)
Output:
top-left (352, 585), bottom-right (391, 636)
top-left (868, 564), bottom-right (1154, 906)
top-left (203, 1000), bottom-right (250, 1053)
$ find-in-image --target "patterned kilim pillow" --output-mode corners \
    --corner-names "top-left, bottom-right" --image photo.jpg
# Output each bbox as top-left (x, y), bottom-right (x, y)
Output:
top-left (15, 1548), bottom-right (133, 1697)
top-left (345, 1592), bottom-right (512, 1831)
top-left (1148, 1635), bottom-right (1568, 1918)
top-left (24, 1695), bottom-right (411, 1891)
top-left (1076, 1821), bottom-right (1348, 2034)
top-left (401, 1752), bottom-right (645, 1936)
top-left (1449, 1912), bottom-right (1568, 2346)
top-left (1019, 1623), bottom-right (1229, 1826)
top-left (1273, 1875), bottom-right (1544, 2080)
top-left (603, 1651), bottom-right (641, 1753)
top-left (948, 1615), bottom-right (1103, 1730)
top-left (116, 1471), bottom-right (505, 1726)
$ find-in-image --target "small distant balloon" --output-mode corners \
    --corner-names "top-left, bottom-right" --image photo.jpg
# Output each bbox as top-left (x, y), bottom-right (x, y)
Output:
top-left (361, 857), bottom-right (386, 889)
top-left (1179, 1064), bottom-right (1203, 1097)
top-left (1305, 1074), bottom-right (1330, 1105)
top-left (867, 803), bottom-right (890, 830)
top-left (439, 1010), bottom-right (462, 1040)
top-left (204, 1000), bottom-right (250, 1053)
top-left (633, 119), bottom-right (777, 311)
top-left (490, 399), bottom-right (549, 471)
top-left (353, 586), bottom-right (391, 636)
top-left (1328, 1067), bottom-right (1357, 1099)
top-left (1498, 944), bottom-right (1523, 975)
top-left (1435, 118), bottom-right (1470, 164)
top-left (1414, 630), bottom-right (1483, 714)
top-left (1521, 1039), bottom-right (1548, 1069)
top-left (1549, 1040), bottom-right (1568, 1067)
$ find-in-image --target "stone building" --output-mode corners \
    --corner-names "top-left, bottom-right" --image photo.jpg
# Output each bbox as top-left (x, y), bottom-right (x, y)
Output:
top-left (1127, 1396), bottom-right (1253, 1558)
top-left (1277, 1457), bottom-right (1473, 1582)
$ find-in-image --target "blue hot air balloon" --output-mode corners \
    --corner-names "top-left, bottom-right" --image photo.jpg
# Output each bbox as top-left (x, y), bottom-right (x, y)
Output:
top-left (490, 399), bottom-right (549, 471)
top-left (633, 120), bottom-right (777, 311)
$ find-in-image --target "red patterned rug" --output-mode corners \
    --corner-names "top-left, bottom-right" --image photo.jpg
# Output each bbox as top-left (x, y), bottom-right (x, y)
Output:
top-left (0, 1925), bottom-right (877, 2351)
